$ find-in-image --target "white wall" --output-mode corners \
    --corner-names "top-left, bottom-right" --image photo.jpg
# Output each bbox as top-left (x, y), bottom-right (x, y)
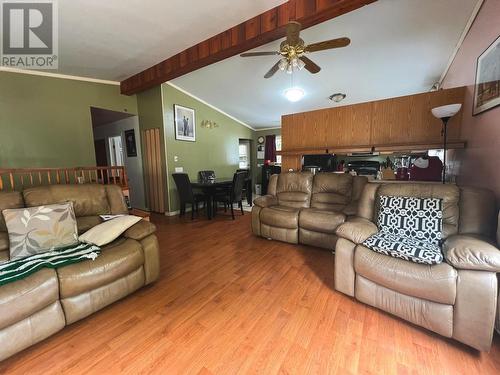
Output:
top-left (93, 116), bottom-right (146, 209)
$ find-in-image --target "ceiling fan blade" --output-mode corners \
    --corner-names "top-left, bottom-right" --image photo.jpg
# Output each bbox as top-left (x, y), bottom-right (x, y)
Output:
top-left (286, 21), bottom-right (302, 46)
top-left (300, 56), bottom-right (321, 74)
top-left (264, 60), bottom-right (281, 79)
top-left (305, 37), bottom-right (351, 53)
top-left (240, 51), bottom-right (280, 57)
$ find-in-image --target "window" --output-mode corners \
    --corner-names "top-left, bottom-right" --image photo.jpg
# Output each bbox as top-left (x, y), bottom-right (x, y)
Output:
top-left (275, 135), bottom-right (282, 164)
top-left (239, 143), bottom-right (250, 169)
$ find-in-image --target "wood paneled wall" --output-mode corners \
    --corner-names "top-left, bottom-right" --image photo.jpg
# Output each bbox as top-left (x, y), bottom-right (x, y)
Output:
top-left (280, 87), bottom-right (466, 170)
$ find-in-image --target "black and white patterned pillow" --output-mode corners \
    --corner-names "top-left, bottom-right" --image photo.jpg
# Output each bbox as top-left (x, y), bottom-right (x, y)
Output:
top-left (377, 195), bottom-right (443, 245)
top-left (363, 232), bottom-right (443, 265)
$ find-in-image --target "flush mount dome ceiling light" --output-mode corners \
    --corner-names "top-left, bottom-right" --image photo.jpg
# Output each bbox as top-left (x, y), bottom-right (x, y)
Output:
top-left (329, 93), bottom-right (346, 102)
top-left (284, 87), bottom-right (305, 102)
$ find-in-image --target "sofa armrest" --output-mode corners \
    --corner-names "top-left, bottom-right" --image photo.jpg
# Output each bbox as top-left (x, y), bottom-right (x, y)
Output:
top-left (443, 235), bottom-right (500, 272)
top-left (123, 220), bottom-right (157, 241)
top-left (253, 195), bottom-right (278, 208)
top-left (336, 217), bottom-right (378, 244)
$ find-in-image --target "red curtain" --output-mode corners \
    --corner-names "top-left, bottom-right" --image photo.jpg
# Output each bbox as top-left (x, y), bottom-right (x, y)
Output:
top-left (264, 135), bottom-right (276, 162)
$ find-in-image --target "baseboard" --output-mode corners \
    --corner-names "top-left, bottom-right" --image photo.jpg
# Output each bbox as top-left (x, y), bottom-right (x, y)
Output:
top-left (164, 209), bottom-right (186, 216)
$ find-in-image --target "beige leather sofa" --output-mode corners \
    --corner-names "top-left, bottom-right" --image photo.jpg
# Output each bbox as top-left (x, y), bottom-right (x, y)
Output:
top-left (0, 184), bottom-right (160, 361)
top-left (334, 183), bottom-right (500, 351)
top-left (252, 172), bottom-right (367, 249)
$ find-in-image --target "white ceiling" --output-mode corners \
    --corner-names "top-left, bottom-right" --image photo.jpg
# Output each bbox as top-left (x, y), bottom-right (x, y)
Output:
top-left (172, 0), bottom-right (480, 129)
top-left (57, 0), bottom-right (286, 81)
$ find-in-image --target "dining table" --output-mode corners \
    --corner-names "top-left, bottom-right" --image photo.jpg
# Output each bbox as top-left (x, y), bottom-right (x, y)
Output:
top-left (191, 178), bottom-right (233, 219)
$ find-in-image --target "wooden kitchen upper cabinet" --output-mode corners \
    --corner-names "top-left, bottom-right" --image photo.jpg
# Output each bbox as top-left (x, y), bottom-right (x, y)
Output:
top-left (281, 87), bottom-right (466, 152)
top-left (371, 88), bottom-right (465, 145)
top-left (328, 102), bottom-right (372, 147)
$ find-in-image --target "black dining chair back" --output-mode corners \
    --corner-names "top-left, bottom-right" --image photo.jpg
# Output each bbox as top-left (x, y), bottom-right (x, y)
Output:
top-left (212, 171), bottom-right (247, 220)
top-left (236, 169), bottom-right (249, 176)
top-left (172, 173), bottom-right (205, 219)
top-left (231, 171), bottom-right (247, 203)
top-left (198, 170), bottom-right (215, 181)
top-left (172, 173), bottom-right (194, 202)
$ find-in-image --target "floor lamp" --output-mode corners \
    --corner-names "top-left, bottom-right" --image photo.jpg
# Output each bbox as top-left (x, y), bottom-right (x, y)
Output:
top-left (431, 104), bottom-right (462, 184)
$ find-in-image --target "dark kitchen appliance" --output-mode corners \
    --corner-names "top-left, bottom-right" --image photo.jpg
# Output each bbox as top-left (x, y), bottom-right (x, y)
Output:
top-left (261, 165), bottom-right (281, 195)
top-left (302, 154), bottom-right (337, 172)
top-left (347, 160), bottom-right (380, 177)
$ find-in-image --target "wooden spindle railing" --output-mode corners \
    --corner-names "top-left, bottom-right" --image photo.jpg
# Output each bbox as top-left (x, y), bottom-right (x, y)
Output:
top-left (0, 166), bottom-right (129, 192)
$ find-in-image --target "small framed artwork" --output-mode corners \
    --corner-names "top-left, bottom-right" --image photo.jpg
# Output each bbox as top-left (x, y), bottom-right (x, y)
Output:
top-left (174, 104), bottom-right (196, 142)
top-left (124, 129), bottom-right (137, 157)
top-left (473, 35), bottom-right (500, 116)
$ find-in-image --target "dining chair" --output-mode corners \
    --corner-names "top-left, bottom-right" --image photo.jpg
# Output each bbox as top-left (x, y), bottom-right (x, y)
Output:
top-left (236, 168), bottom-right (252, 206)
top-left (172, 173), bottom-right (206, 220)
top-left (198, 170), bottom-right (215, 181)
top-left (213, 171), bottom-right (247, 220)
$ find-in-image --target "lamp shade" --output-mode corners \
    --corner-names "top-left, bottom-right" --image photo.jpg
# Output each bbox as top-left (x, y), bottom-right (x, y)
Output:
top-left (431, 104), bottom-right (462, 119)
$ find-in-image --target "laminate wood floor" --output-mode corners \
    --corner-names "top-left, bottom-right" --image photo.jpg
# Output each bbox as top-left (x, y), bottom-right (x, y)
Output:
top-left (1, 213), bottom-right (499, 374)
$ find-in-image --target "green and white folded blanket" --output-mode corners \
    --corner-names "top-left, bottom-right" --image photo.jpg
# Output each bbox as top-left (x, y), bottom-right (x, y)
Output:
top-left (0, 242), bottom-right (101, 286)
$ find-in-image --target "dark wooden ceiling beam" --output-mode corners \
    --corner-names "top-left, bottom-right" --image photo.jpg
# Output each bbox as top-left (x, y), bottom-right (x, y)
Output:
top-left (120, 0), bottom-right (376, 95)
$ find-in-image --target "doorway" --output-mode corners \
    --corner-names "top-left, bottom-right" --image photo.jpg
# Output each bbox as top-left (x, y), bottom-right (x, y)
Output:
top-left (90, 107), bottom-right (147, 210)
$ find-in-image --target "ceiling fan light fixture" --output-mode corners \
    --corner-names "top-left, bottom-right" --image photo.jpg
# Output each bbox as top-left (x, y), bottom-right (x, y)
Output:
top-left (286, 63), bottom-right (293, 74)
top-left (278, 58), bottom-right (288, 71)
top-left (284, 87), bottom-right (305, 102)
top-left (296, 58), bottom-right (306, 71)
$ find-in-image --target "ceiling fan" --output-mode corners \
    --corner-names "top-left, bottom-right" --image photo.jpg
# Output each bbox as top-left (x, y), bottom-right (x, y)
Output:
top-left (240, 21), bottom-right (350, 78)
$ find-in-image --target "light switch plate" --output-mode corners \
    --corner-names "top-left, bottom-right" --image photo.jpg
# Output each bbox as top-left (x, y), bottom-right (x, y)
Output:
top-left (175, 167), bottom-right (183, 173)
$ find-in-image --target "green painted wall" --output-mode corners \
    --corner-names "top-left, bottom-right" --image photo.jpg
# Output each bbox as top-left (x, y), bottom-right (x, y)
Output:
top-left (161, 84), bottom-right (254, 212)
top-left (0, 71), bottom-right (137, 167)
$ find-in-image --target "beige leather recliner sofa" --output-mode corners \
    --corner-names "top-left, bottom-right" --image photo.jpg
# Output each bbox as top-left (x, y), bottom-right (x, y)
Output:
top-left (252, 172), bottom-right (368, 249)
top-left (334, 183), bottom-right (500, 351)
top-left (0, 184), bottom-right (160, 361)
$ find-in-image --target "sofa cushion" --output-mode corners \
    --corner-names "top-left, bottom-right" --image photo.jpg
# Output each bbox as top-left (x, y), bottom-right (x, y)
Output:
top-left (377, 195), bottom-right (443, 245)
top-left (443, 235), bottom-right (500, 272)
top-left (57, 238), bottom-right (144, 298)
top-left (0, 268), bottom-right (59, 330)
top-left (336, 217), bottom-right (378, 244)
top-left (105, 185), bottom-right (129, 215)
top-left (0, 232), bottom-right (8, 252)
top-left (363, 232), bottom-right (443, 265)
top-left (23, 184), bottom-right (110, 217)
top-left (354, 245), bottom-right (456, 304)
top-left (260, 206), bottom-right (300, 229)
top-left (123, 220), bottom-right (156, 241)
top-left (253, 195), bottom-right (278, 208)
top-left (0, 191), bottom-right (24, 231)
top-left (310, 173), bottom-right (353, 211)
top-left (276, 172), bottom-right (313, 209)
top-left (299, 208), bottom-right (345, 234)
top-left (76, 216), bottom-right (103, 234)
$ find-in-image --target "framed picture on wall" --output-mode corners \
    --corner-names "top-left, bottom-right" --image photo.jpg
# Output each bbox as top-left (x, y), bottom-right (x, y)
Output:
top-left (473, 34), bottom-right (500, 115)
top-left (174, 104), bottom-right (196, 142)
top-left (124, 129), bottom-right (137, 157)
